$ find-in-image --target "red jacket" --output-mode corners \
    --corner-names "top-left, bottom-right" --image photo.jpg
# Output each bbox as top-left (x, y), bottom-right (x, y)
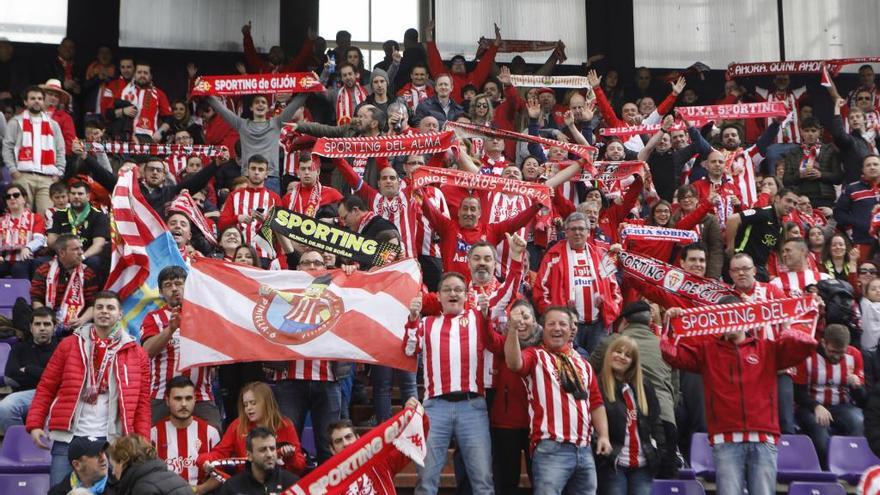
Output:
top-left (197, 417), bottom-right (306, 474)
top-left (48, 107), bottom-right (76, 154)
top-left (26, 326), bottom-right (151, 438)
top-left (661, 328), bottom-right (815, 438)
top-left (426, 42), bottom-right (498, 103)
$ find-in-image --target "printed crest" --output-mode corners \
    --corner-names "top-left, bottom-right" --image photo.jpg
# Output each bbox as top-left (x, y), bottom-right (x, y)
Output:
top-left (252, 274), bottom-right (345, 345)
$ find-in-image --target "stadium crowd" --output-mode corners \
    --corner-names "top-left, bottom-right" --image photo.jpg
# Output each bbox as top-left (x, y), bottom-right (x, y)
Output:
top-left (1, 16), bottom-right (880, 495)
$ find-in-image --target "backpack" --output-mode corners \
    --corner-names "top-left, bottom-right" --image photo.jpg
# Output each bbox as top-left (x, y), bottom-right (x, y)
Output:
top-left (816, 278), bottom-right (860, 343)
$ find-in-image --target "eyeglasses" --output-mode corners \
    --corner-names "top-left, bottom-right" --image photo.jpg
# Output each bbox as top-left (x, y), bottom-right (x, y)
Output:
top-left (298, 260), bottom-right (325, 268)
top-left (857, 96), bottom-right (872, 101)
top-left (440, 287), bottom-right (466, 294)
top-left (405, 161), bottom-right (425, 166)
top-left (145, 166), bottom-right (165, 174)
top-left (860, 268), bottom-right (878, 275)
top-left (474, 102), bottom-right (489, 108)
top-left (730, 266), bottom-right (755, 273)
top-left (4, 192), bottom-right (22, 200)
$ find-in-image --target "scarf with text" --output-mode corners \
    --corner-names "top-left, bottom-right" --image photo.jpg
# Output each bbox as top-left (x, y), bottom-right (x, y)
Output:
top-left (477, 37), bottom-right (566, 61)
top-left (669, 296), bottom-right (818, 339)
top-left (599, 122), bottom-right (686, 139)
top-left (445, 120), bottom-right (597, 163)
top-left (311, 131), bottom-right (455, 158)
top-left (726, 57), bottom-right (880, 80)
top-left (17, 112), bottom-right (57, 168)
top-left (46, 257), bottom-right (86, 326)
top-left (620, 224), bottom-right (699, 245)
top-left (509, 75), bottom-right (589, 88)
top-left (675, 102), bottom-right (788, 125)
top-left (619, 251), bottom-right (737, 306)
top-left (285, 405), bottom-right (426, 495)
top-left (575, 161), bottom-right (645, 185)
top-left (411, 166), bottom-right (552, 207)
top-left (83, 142), bottom-right (227, 157)
top-left (167, 191), bottom-right (217, 245)
top-left (192, 72), bottom-right (324, 96)
top-left (0, 210), bottom-right (34, 251)
top-left (335, 84), bottom-right (368, 125)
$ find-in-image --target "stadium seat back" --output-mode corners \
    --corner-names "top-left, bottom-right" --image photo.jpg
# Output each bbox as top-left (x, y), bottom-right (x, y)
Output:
top-left (828, 436), bottom-right (880, 484)
top-left (651, 479), bottom-right (707, 495)
top-left (0, 473), bottom-right (50, 494)
top-left (0, 426), bottom-right (51, 472)
top-left (787, 481), bottom-right (846, 495)
top-left (0, 280), bottom-right (31, 318)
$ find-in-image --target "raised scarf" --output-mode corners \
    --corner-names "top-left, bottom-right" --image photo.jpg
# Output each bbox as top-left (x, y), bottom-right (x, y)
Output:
top-left (46, 257), bottom-right (86, 326)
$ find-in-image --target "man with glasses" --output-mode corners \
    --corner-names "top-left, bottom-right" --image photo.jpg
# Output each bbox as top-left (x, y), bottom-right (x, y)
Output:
top-left (534, 212), bottom-right (621, 354)
top-left (0, 183), bottom-right (48, 278)
top-left (47, 181), bottom-right (109, 275)
top-left (265, 250), bottom-right (342, 462)
top-left (140, 266), bottom-right (220, 429)
top-left (0, 308), bottom-right (58, 434)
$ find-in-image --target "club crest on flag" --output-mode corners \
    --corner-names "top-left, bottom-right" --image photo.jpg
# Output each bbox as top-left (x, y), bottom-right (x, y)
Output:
top-left (253, 274), bottom-right (346, 345)
top-left (663, 270), bottom-right (684, 291)
top-left (193, 79), bottom-right (212, 93)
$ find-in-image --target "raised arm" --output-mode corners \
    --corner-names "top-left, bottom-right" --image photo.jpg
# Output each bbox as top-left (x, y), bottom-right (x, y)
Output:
top-left (830, 98), bottom-right (854, 151)
top-left (544, 160), bottom-right (584, 189)
top-left (273, 94), bottom-right (309, 128)
top-left (206, 96), bottom-right (245, 132)
top-left (588, 70), bottom-right (623, 128)
top-left (467, 24), bottom-right (500, 88)
top-left (333, 158), bottom-right (378, 201)
top-left (241, 23), bottom-right (266, 73)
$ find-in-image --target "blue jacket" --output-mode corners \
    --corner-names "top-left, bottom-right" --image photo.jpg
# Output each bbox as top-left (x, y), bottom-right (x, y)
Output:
top-left (413, 96), bottom-right (464, 127)
top-left (834, 179), bottom-right (880, 244)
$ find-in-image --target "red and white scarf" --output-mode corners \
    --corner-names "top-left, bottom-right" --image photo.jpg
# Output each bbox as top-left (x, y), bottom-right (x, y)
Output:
top-left (287, 182), bottom-right (323, 217)
top-left (356, 211), bottom-right (377, 233)
top-left (0, 210), bottom-right (34, 252)
top-left (669, 296), bottom-right (818, 339)
top-left (336, 84), bottom-right (368, 125)
top-left (120, 83), bottom-right (160, 135)
top-left (17, 112), bottom-right (57, 174)
top-left (800, 144), bottom-right (820, 172)
top-left (46, 258), bottom-right (86, 326)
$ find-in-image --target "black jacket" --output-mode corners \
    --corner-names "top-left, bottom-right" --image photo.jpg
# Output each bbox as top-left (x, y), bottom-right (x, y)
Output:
top-left (4, 338), bottom-right (57, 391)
top-left (865, 386), bottom-right (880, 458)
top-left (218, 465), bottom-right (297, 495)
top-left (830, 115), bottom-right (880, 184)
top-left (114, 459), bottom-right (191, 495)
top-left (49, 475), bottom-right (116, 495)
top-left (597, 378), bottom-right (667, 473)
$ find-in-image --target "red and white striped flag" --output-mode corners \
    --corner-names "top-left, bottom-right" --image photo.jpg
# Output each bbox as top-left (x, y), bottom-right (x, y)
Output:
top-left (179, 258), bottom-right (421, 371)
top-left (168, 191), bottom-right (217, 245)
top-left (820, 62), bottom-right (834, 88)
top-left (105, 169), bottom-right (169, 299)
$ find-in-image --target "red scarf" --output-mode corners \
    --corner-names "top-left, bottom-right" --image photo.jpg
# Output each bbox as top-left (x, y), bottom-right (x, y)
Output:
top-left (46, 258), bottom-right (86, 326)
top-left (17, 112), bottom-right (57, 169)
top-left (336, 84), bottom-right (368, 125)
top-left (669, 296), bottom-right (818, 339)
top-left (121, 83), bottom-right (159, 135)
top-left (800, 144), bottom-right (820, 172)
top-left (288, 182), bottom-right (323, 216)
top-left (356, 211), bottom-right (377, 233)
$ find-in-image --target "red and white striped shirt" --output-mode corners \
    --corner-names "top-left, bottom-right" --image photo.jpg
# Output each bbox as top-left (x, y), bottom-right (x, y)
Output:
top-left (568, 243), bottom-right (601, 322)
top-left (151, 417), bottom-right (220, 485)
top-left (402, 180), bottom-right (448, 258)
top-left (794, 345), bottom-right (863, 407)
top-left (755, 86), bottom-right (807, 143)
top-left (770, 268), bottom-right (830, 297)
top-left (219, 187), bottom-right (281, 258)
top-left (860, 465), bottom-right (880, 495)
top-left (166, 154), bottom-right (188, 179)
top-left (487, 192), bottom-right (529, 279)
top-left (0, 210), bottom-right (45, 262)
top-left (405, 309), bottom-right (487, 400)
top-left (267, 359), bottom-right (335, 382)
top-left (710, 431), bottom-right (777, 446)
top-left (141, 308), bottom-right (214, 401)
top-left (517, 346), bottom-right (603, 449)
top-left (618, 384), bottom-right (645, 468)
top-left (370, 192), bottom-right (416, 258)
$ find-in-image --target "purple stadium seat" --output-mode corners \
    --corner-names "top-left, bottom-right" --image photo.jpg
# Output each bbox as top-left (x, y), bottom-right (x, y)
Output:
top-left (828, 436), bottom-right (880, 484)
top-left (0, 425), bottom-right (51, 473)
top-left (651, 479), bottom-right (707, 495)
top-left (677, 467), bottom-right (696, 479)
top-left (0, 279), bottom-right (31, 318)
top-left (777, 435), bottom-right (838, 483)
top-left (0, 473), bottom-right (51, 494)
top-left (689, 433), bottom-right (715, 481)
top-left (787, 482), bottom-right (846, 495)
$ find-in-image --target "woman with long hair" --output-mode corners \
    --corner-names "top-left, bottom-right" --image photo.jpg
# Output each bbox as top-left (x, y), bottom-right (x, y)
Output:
top-left (108, 435), bottom-right (191, 494)
top-left (807, 226), bottom-right (826, 263)
top-left (597, 336), bottom-right (665, 495)
top-left (673, 184), bottom-right (724, 278)
top-left (821, 232), bottom-right (859, 284)
top-left (197, 382), bottom-right (306, 475)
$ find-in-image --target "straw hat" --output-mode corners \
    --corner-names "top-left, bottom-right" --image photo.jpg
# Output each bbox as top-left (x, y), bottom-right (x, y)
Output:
top-left (39, 79), bottom-right (71, 104)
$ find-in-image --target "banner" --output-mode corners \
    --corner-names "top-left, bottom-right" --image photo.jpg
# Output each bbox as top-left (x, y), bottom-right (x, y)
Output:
top-left (619, 251), bottom-right (737, 306)
top-left (310, 131), bottom-right (455, 159)
top-left (179, 257), bottom-right (421, 371)
top-left (668, 296), bottom-right (819, 339)
top-left (726, 57), bottom-right (880, 79)
top-left (509, 74), bottom-right (590, 88)
top-left (410, 166), bottom-right (553, 207)
top-left (83, 142), bottom-right (227, 157)
top-left (445, 120), bottom-right (597, 162)
top-left (191, 72), bottom-right (325, 96)
top-left (599, 122), bottom-right (686, 139)
top-left (477, 37), bottom-right (566, 61)
top-left (620, 224), bottom-right (699, 245)
top-left (285, 405), bottom-right (427, 495)
top-left (675, 102), bottom-right (788, 125)
top-left (260, 207), bottom-right (401, 268)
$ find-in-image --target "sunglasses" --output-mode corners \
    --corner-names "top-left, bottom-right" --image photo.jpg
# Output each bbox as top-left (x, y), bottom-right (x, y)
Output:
top-left (857, 96), bottom-right (872, 101)
top-left (4, 192), bottom-right (22, 200)
top-left (860, 269), bottom-right (878, 275)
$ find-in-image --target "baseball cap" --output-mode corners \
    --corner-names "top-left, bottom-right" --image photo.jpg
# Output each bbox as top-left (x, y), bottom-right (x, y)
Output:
top-left (68, 436), bottom-right (108, 462)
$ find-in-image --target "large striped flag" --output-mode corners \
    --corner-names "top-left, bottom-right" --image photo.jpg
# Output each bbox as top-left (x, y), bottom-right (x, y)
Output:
top-left (179, 258), bottom-right (421, 371)
top-left (105, 169), bottom-right (187, 339)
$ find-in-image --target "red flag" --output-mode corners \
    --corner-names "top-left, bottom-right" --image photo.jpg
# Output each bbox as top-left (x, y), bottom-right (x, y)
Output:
top-left (179, 258), bottom-right (421, 371)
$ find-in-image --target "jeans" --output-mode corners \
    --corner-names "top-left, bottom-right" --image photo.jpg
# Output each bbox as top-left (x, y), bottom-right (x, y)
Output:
top-left (273, 379), bottom-right (341, 463)
top-left (151, 398), bottom-right (222, 431)
top-left (0, 389), bottom-right (35, 434)
top-left (796, 402), bottom-right (864, 469)
top-left (371, 366), bottom-right (417, 423)
top-left (712, 441), bottom-right (777, 495)
top-left (777, 373), bottom-right (795, 434)
top-left (597, 465), bottom-right (653, 495)
top-left (576, 320), bottom-right (607, 356)
top-left (416, 396), bottom-right (494, 495)
top-left (531, 440), bottom-right (597, 495)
